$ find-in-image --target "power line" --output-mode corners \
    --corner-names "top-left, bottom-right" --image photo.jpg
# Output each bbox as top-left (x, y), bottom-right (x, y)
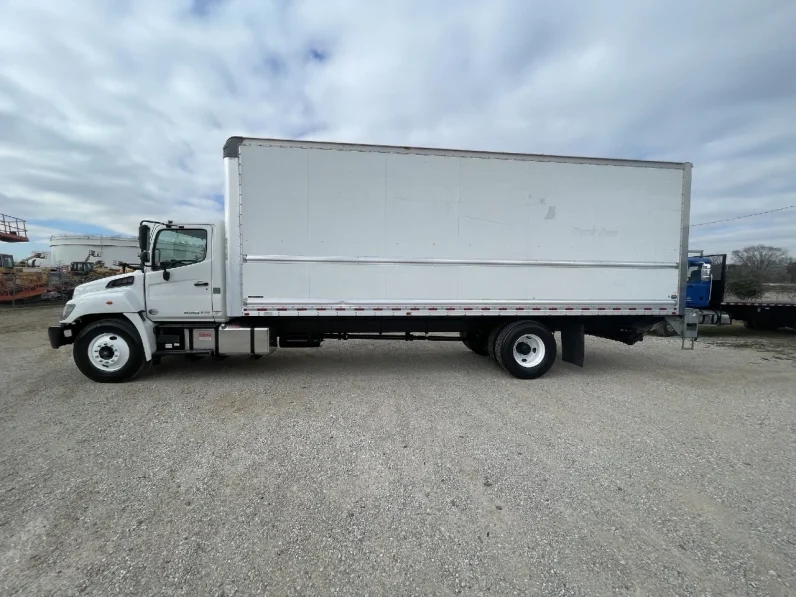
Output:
top-left (690, 205), bottom-right (796, 227)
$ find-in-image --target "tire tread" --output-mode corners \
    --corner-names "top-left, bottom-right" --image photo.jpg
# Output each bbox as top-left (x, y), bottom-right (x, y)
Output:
top-left (494, 321), bottom-right (524, 373)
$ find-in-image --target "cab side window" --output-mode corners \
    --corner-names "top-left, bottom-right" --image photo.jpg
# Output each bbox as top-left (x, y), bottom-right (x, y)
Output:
top-left (153, 229), bottom-right (207, 269)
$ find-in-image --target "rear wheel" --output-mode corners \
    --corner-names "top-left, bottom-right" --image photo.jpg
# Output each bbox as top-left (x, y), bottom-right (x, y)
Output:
top-left (487, 325), bottom-right (502, 360)
top-left (655, 321), bottom-right (678, 337)
top-left (460, 330), bottom-right (490, 356)
top-left (73, 319), bottom-right (146, 383)
top-left (494, 320), bottom-right (557, 379)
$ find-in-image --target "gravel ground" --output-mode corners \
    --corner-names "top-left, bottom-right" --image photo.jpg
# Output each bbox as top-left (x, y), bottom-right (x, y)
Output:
top-left (1, 306), bottom-right (795, 596)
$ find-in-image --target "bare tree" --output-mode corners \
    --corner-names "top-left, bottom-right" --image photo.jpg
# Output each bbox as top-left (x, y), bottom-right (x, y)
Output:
top-left (787, 261), bottom-right (796, 283)
top-left (731, 245), bottom-right (789, 279)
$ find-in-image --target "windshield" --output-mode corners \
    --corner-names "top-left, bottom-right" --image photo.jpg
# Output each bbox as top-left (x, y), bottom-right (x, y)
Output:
top-left (153, 228), bottom-right (207, 268)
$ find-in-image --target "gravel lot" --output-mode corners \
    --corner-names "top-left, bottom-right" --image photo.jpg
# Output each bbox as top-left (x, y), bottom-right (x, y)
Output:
top-left (1, 306), bottom-right (795, 596)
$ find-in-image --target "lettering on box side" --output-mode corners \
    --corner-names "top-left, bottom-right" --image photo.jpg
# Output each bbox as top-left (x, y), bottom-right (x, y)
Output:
top-left (573, 227), bottom-right (619, 238)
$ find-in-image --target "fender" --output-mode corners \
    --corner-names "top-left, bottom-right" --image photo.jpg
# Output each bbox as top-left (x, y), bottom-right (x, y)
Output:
top-left (61, 280), bottom-right (145, 324)
top-left (123, 313), bottom-right (156, 362)
top-left (61, 284), bottom-right (156, 361)
top-left (63, 286), bottom-right (146, 323)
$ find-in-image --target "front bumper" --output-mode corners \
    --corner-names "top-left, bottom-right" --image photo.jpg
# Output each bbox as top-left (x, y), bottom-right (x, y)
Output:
top-left (48, 325), bottom-right (74, 349)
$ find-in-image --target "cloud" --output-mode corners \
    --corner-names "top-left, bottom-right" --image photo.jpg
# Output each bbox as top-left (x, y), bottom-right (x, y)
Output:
top-left (1, 0), bottom-right (794, 260)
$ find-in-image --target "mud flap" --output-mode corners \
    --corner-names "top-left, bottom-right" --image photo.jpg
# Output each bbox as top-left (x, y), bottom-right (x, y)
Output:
top-left (561, 322), bottom-right (585, 367)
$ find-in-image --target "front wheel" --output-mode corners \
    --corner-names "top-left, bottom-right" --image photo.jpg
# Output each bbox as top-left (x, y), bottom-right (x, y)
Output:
top-left (73, 319), bottom-right (147, 383)
top-left (493, 321), bottom-right (557, 379)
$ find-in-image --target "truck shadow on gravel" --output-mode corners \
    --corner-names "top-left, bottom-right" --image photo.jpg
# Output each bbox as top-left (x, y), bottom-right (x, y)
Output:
top-left (145, 349), bottom-right (510, 381)
top-left (136, 344), bottom-right (656, 383)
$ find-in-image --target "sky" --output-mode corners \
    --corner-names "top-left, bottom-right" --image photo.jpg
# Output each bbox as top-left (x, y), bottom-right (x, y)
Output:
top-left (1, 0), bottom-right (795, 259)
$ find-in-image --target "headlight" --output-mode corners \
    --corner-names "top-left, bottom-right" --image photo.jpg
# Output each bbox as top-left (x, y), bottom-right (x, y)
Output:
top-left (62, 303), bottom-right (76, 320)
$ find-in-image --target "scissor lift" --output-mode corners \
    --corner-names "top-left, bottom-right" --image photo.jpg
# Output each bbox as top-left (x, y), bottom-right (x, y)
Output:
top-left (0, 213), bottom-right (29, 243)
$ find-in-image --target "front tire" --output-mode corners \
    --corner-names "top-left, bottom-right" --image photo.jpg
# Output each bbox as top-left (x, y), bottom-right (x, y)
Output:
top-left (494, 321), bottom-right (557, 379)
top-left (73, 319), bottom-right (146, 383)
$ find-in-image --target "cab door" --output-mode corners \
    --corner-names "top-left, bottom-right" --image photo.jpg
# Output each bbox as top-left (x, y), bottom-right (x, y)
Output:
top-left (145, 225), bottom-right (214, 321)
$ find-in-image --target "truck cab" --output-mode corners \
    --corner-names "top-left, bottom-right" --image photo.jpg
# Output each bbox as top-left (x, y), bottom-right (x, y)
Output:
top-left (0, 254), bottom-right (15, 272)
top-left (686, 254), bottom-right (727, 311)
top-left (48, 220), bottom-right (231, 382)
top-left (675, 255), bottom-right (727, 328)
top-left (70, 261), bottom-right (95, 275)
top-left (686, 257), bottom-right (712, 309)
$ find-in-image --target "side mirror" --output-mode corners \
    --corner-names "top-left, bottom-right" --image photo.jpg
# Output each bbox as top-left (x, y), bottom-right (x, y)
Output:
top-left (701, 264), bottom-right (712, 281)
top-left (163, 269), bottom-right (171, 281)
top-left (138, 224), bottom-right (150, 251)
top-left (139, 250), bottom-right (149, 263)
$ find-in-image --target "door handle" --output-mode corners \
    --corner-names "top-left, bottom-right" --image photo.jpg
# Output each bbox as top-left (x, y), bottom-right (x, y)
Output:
top-left (194, 281), bottom-right (209, 287)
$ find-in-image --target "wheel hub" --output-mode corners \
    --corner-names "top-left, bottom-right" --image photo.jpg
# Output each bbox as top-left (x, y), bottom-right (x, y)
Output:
top-left (88, 333), bottom-right (131, 372)
top-left (515, 342), bottom-right (532, 356)
top-left (98, 346), bottom-right (115, 359)
top-left (512, 333), bottom-right (545, 368)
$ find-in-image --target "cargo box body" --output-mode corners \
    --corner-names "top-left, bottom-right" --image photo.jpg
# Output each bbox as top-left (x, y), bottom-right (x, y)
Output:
top-left (224, 138), bottom-right (690, 319)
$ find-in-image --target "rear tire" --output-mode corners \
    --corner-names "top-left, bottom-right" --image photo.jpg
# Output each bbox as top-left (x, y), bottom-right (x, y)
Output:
top-left (460, 330), bottom-right (490, 356)
top-left (494, 320), bottom-right (557, 379)
top-left (73, 319), bottom-right (146, 383)
top-left (656, 321), bottom-right (678, 337)
top-left (487, 325), bottom-right (502, 361)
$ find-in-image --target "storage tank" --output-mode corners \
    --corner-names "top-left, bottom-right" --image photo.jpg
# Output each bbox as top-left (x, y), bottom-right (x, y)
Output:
top-left (49, 235), bottom-right (139, 269)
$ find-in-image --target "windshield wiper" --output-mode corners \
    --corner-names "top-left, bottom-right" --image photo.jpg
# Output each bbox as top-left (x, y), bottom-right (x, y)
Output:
top-left (161, 259), bottom-right (197, 268)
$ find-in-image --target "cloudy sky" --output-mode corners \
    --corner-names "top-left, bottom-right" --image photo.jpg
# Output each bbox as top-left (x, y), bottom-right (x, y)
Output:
top-left (1, 0), bottom-right (795, 258)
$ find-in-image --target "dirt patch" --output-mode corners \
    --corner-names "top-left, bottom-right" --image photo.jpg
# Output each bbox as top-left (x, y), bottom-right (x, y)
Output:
top-left (0, 304), bottom-right (63, 335)
top-left (699, 324), bottom-right (796, 362)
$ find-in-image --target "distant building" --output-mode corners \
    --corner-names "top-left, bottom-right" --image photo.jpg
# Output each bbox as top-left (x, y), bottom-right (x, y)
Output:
top-left (49, 234), bottom-right (139, 269)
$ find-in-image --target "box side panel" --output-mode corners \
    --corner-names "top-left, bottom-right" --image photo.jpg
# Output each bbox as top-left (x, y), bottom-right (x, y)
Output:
top-left (238, 143), bottom-right (684, 312)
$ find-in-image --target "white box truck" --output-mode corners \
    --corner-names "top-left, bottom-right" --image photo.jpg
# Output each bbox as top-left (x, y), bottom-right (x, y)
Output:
top-left (49, 137), bottom-right (696, 382)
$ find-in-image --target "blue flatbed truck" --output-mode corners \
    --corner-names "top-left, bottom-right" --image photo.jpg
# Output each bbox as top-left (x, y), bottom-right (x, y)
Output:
top-left (683, 254), bottom-right (796, 331)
